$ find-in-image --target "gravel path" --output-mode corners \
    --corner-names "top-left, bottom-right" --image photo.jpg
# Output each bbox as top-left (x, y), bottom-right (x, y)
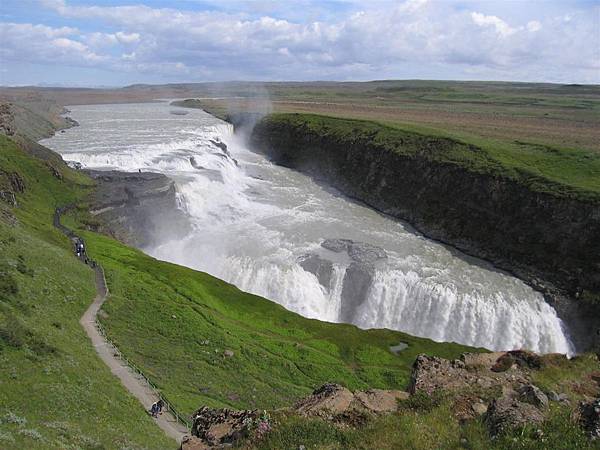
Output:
top-left (55, 206), bottom-right (189, 445)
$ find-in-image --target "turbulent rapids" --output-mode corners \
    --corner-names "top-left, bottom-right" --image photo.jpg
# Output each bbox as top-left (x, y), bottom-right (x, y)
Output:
top-left (42, 101), bottom-right (574, 354)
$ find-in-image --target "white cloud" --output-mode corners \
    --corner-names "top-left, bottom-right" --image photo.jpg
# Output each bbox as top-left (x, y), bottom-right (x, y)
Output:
top-left (0, 22), bottom-right (104, 65)
top-left (527, 20), bottom-right (542, 32)
top-left (115, 31), bottom-right (140, 44)
top-left (1, 0), bottom-right (597, 83)
top-left (471, 12), bottom-right (516, 37)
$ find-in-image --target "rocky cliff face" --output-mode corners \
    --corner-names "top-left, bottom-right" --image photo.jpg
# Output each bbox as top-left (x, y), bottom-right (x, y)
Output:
top-left (249, 117), bottom-right (600, 352)
top-left (86, 170), bottom-right (190, 248)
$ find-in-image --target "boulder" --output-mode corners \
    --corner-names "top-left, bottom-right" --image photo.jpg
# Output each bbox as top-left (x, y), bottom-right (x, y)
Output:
top-left (46, 163), bottom-right (63, 180)
top-left (462, 352), bottom-right (506, 370)
top-left (408, 354), bottom-right (476, 395)
top-left (295, 383), bottom-right (408, 420)
top-left (321, 239), bottom-right (387, 264)
top-left (486, 396), bottom-right (545, 436)
top-left (548, 390), bottom-right (560, 402)
top-left (578, 398), bottom-right (600, 439)
top-left (498, 350), bottom-right (542, 370)
top-left (472, 402), bottom-right (488, 416)
top-left (518, 384), bottom-right (549, 409)
top-left (8, 172), bottom-right (25, 193)
top-left (353, 389), bottom-right (409, 413)
top-left (295, 383), bottom-right (354, 418)
top-left (180, 435), bottom-right (209, 450)
top-left (190, 407), bottom-right (260, 447)
top-left (0, 190), bottom-right (17, 207)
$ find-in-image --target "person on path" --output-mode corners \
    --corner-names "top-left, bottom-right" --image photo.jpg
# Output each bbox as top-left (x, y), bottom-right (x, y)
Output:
top-left (157, 399), bottom-right (164, 415)
top-left (150, 402), bottom-right (159, 417)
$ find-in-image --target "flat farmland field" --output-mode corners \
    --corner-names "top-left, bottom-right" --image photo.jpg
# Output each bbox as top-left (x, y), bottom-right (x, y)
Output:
top-left (195, 80), bottom-right (600, 153)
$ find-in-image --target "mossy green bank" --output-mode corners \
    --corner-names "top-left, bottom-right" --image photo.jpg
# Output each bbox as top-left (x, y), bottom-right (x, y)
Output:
top-left (0, 134), bottom-right (174, 449)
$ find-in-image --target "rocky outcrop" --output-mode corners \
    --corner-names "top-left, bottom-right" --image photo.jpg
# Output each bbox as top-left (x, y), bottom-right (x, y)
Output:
top-left (180, 436), bottom-right (208, 450)
top-left (46, 163), bottom-right (62, 180)
top-left (299, 254), bottom-right (334, 288)
top-left (186, 383), bottom-right (409, 448)
top-left (0, 103), bottom-right (16, 136)
top-left (578, 398), bottom-right (600, 440)
top-left (407, 351), bottom-right (600, 437)
top-left (295, 383), bottom-right (408, 421)
top-left (408, 352), bottom-right (527, 395)
top-left (517, 384), bottom-right (549, 409)
top-left (250, 116), bottom-right (600, 352)
top-left (0, 170), bottom-right (25, 207)
top-left (189, 407), bottom-right (260, 448)
top-left (486, 394), bottom-right (545, 436)
top-left (86, 170), bottom-right (191, 248)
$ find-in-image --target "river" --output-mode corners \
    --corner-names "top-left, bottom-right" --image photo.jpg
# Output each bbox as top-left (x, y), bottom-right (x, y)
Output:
top-left (41, 101), bottom-right (573, 354)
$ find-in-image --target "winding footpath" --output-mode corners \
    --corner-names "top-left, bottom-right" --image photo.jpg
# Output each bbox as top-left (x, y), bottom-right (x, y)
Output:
top-left (54, 206), bottom-right (189, 444)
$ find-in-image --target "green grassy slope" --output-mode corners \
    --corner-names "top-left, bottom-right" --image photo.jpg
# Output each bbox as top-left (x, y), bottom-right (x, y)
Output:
top-left (0, 134), bottom-right (175, 449)
top-left (0, 130), bottom-right (479, 445)
top-left (77, 228), bottom-right (477, 415)
top-left (259, 113), bottom-right (600, 201)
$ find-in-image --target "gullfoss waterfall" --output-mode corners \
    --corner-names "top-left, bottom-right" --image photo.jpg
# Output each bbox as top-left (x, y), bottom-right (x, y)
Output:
top-left (41, 102), bottom-right (574, 355)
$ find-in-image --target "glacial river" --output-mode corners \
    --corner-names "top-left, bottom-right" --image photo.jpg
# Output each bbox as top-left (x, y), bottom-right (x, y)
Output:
top-left (41, 101), bottom-right (573, 354)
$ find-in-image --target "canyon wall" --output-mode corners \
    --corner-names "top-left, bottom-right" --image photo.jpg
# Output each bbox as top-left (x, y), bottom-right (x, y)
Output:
top-left (249, 114), bottom-right (600, 352)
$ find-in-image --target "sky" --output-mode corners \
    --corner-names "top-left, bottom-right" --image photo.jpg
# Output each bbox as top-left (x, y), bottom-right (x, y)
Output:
top-left (0, 0), bottom-right (598, 86)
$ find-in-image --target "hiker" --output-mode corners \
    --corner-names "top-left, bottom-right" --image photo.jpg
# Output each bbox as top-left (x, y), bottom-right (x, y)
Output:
top-left (75, 241), bottom-right (80, 257)
top-left (156, 399), bottom-right (164, 415)
top-left (150, 402), bottom-right (159, 417)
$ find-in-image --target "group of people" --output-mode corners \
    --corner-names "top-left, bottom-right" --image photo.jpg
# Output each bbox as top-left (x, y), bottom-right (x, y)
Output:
top-left (73, 238), bottom-right (96, 267)
top-left (150, 399), bottom-right (164, 418)
top-left (74, 239), bottom-right (85, 258)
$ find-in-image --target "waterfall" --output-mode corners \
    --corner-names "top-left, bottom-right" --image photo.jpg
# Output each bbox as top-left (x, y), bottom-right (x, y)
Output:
top-left (41, 101), bottom-right (574, 355)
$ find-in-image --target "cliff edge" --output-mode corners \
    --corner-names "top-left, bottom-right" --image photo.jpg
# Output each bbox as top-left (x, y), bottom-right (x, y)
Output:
top-left (249, 113), bottom-right (600, 352)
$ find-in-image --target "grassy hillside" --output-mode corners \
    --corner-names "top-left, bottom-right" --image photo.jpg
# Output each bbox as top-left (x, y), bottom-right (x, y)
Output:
top-left (0, 134), bottom-right (175, 449)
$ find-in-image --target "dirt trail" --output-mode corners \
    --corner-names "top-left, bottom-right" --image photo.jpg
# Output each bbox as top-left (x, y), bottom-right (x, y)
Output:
top-left (55, 206), bottom-right (189, 444)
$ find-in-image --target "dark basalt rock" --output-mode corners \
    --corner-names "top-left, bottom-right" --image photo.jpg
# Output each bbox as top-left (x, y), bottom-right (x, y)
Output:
top-left (0, 170), bottom-right (26, 207)
top-left (86, 170), bottom-right (191, 248)
top-left (578, 398), bottom-right (600, 440)
top-left (299, 254), bottom-right (334, 289)
top-left (298, 239), bottom-right (387, 320)
top-left (322, 238), bottom-right (387, 264)
top-left (517, 384), bottom-right (549, 409)
top-left (486, 396), bottom-right (545, 436)
top-left (340, 262), bottom-right (375, 322)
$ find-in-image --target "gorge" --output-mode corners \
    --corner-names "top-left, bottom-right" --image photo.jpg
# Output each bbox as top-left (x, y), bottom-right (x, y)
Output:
top-left (41, 101), bottom-right (576, 355)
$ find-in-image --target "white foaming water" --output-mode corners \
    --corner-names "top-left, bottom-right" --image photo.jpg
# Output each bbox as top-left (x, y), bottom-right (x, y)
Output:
top-left (42, 101), bottom-right (574, 355)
